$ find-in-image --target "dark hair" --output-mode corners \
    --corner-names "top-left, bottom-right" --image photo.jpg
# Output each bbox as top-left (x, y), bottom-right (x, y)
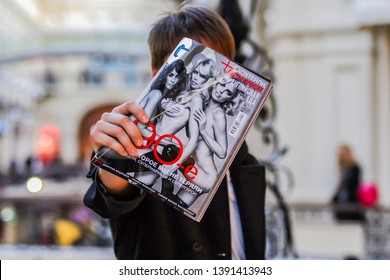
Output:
top-left (150, 59), bottom-right (187, 99)
top-left (148, 5), bottom-right (235, 69)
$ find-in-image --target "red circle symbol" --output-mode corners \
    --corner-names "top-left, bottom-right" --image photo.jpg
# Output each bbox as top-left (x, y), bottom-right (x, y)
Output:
top-left (133, 120), bottom-right (157, 149)
top-left (153, 134), bottom-right (183, 165)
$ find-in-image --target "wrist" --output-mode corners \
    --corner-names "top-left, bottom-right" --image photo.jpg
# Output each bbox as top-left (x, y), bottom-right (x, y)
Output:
top-left (97, 169), bottom-right (140, 199)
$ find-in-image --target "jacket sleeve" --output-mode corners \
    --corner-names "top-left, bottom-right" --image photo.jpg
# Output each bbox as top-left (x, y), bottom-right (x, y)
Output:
top-left (83, 165), bottom-right (145, 218)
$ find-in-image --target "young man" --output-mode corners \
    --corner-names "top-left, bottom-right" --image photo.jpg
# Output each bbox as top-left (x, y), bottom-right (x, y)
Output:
top-left (84, 5), bottom-right (266, 260)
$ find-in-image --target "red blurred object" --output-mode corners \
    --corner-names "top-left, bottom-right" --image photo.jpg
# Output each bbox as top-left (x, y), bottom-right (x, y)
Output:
top-left (357, 182), bottom-right (379, 207)
top-left (35, 125), bottom-right (61, 165)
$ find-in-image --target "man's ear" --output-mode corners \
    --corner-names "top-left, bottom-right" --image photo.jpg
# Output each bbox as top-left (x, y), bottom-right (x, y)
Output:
top-left (151, 68), bottom-right (158, 77)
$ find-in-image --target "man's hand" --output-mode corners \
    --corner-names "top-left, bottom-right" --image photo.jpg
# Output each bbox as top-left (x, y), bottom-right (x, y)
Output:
top-left (90, 101), bottom-right (149, 196)
top-left (90, 101), bottom-right (149, 157)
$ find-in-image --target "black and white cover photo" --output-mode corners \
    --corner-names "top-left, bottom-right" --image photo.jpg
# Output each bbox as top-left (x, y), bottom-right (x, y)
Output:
top-left (92, 37), bottom-right (273, 221)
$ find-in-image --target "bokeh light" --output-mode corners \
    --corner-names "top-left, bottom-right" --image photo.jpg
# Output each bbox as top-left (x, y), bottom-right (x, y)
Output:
top-left (26, 176), bottom-right (44, 193)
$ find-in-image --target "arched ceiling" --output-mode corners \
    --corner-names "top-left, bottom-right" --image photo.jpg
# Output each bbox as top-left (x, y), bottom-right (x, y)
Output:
top-left (1, 0), bottom-right (219, 62)
top-left (12, 0), bottom-right (178, 32)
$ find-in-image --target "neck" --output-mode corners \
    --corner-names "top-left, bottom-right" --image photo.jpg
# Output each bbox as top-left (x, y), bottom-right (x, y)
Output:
top-left (208, 99), bottom-right (220, 109)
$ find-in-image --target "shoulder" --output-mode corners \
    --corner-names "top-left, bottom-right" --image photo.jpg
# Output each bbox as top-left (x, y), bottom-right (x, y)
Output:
top-left (189, 94), bottom-right (203, 106)
top-left (213, 107), bottom-right (226, 117)
top-left (148, 89), bottom-right (163, 98)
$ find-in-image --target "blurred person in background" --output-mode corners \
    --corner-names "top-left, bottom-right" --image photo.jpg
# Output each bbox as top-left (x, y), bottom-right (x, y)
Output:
top-left (331, 144), bottom-right (364, 221)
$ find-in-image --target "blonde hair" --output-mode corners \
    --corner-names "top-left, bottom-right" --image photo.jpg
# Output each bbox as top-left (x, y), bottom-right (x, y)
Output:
top-left (338, 144), bottom-right (357, 170)
top-left (148, 5), bottom-right (235, 69)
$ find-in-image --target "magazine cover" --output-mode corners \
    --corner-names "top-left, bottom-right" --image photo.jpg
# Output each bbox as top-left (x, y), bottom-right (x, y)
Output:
top-left (92, 37), bottom-right (273, 221)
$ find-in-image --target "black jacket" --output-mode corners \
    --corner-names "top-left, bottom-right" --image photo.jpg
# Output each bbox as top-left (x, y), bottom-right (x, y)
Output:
top-left (84, 142), bottom-right (266, 259)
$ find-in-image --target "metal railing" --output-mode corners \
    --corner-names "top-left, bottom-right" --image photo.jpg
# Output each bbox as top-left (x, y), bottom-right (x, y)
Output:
top-left (266, 203), bottom-right (390, 259)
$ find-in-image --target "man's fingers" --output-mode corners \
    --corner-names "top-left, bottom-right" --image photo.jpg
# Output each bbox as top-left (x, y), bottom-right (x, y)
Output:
top-left (92, 119), bottom-right (141, 157)
top-left (91, 132), bottom-right (129, 157)
top-left (90, 100), bottom-right (149, 157)
top-left (101, 113), bottom-right (144, 146)
top-left (112, 101), bottom-right (149, 123)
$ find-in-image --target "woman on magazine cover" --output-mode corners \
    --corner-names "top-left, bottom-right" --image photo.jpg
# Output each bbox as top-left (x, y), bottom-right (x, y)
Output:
top-left (134, 53), bottom-right (217, 190)
top-left (175, 74), bottom-right (247, 207)
top-left (139, 59), bottom-right (187, 125)
top-left (94, 59), bottom-right (187, 168)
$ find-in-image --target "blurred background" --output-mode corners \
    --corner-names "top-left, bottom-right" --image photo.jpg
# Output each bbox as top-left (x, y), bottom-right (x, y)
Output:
top-left (0, 0), bottom-right (389, 260)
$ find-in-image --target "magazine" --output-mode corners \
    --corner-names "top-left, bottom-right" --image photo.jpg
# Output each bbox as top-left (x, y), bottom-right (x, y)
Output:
top-left (91, 37), bottom-right (273, 222)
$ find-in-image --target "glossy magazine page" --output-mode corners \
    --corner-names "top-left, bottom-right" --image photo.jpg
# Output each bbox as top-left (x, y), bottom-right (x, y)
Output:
top-left (92, 38), bottom-right (273, 221)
